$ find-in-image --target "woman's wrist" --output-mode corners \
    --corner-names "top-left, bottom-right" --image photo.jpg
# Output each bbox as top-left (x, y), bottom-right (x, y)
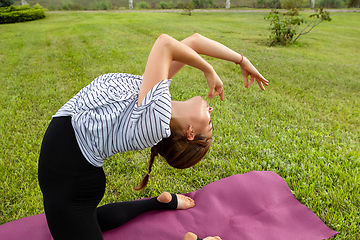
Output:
top-left (203, 64), bottom-right (215, 78)
top-left (235, 53), bottom-right (244, 65)
top-left (238, 56), bottom-right (249, 68)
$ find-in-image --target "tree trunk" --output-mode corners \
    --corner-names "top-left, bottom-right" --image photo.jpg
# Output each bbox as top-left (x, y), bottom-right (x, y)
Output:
top-left (129, 0), bottom-right (133, 10)
top-left (226, 0), bottom-right (230, 8)
top-left (310, 0), bottom-right (315, 8)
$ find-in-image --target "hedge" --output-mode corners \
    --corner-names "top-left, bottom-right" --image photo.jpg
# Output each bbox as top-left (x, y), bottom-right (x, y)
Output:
top-left (0, 4), bottom-right (45, 24)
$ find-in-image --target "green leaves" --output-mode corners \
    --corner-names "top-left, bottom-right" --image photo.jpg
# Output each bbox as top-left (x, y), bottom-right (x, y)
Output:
top-left (265, 8), bottom-right (331, 45)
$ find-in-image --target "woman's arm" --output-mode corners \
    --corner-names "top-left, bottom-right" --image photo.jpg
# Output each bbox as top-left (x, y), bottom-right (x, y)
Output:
top-left (138, 34), bottom-right (223, 106)
top-left (168, 33), bottom-right (268, 90)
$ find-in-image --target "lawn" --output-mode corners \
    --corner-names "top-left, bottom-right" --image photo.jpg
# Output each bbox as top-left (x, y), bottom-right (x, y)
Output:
top-left (0, 10), bottom-right (359, 238)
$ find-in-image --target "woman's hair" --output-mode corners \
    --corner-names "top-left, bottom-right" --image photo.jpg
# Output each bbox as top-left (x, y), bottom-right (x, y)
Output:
top-left (134, 128), bottom-right (212, 190)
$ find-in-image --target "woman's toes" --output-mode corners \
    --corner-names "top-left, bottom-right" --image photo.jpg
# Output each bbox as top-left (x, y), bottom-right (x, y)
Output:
top-left (176, 194), bottom-right (195, 210)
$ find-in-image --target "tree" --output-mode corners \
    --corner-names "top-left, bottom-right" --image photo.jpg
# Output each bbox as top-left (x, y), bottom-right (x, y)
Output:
top-left (348, 0), bottom-right (360, 7)
top-left (226, 0), bottom-right (230, 8)
top-left (310, 0), bottom-right (315, 8)
top-left (0, 0), bottom-right (14, 7)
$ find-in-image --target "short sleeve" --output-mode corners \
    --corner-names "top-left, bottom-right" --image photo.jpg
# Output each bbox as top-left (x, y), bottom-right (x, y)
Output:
top-left (130, 79), bottom-right (172, 150)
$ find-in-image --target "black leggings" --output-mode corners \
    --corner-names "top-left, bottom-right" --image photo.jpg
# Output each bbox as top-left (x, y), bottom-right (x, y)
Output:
top-left (38, 117), bottom-right (177, 240)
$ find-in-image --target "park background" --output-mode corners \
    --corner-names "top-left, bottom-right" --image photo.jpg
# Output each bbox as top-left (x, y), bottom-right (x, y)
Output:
top-left (0, 5), bottom-right (359, 240)
top-left (11, 0), bottom-right (360, 10)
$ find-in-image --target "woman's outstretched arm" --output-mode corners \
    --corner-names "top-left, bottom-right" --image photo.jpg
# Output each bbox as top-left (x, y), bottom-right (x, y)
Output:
top-left (168, 33), bottom-right (269, 91)
top-left (138, 34), bottom-right (224, 106)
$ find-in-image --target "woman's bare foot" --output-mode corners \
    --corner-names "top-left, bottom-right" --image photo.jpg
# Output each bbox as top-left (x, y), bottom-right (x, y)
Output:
top-left (183, 232), bottom-right (222, 240)
top-left (176, 194), bottom-right (195, 209)
top-left (157, 192), bottom-right (195, 210)
top-left (204, 236), bottom-right (222, 240)
top-left (183, 232), bottom-right (197, 240)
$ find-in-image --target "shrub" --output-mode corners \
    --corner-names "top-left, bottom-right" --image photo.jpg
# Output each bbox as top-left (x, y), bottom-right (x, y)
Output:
top-left (136, 1), bottom-right (149, 9)
top-left (348, 0), bottom-right (360, 7)
top-left (89, 0), bottom-right (111, 10)
top-left (282, 0), bottom-right (306, 9)
top-left (0, 3), bottom-right (45, 24)
top-left (61, 1), bottom-right (83, 10)
top-left (192, 0), bottom-right (213, 8)
top-left (319, 0), bottom-right (344, 8)
top-left (265, 8), bottom-right (331, 46)
top-left (47, 3), bottom-right (59, 10)
top-left (0, 0), bottom-right (14, 7)
top-left (158, 1), bottom-right (169, 9)
top-left (182, 2), bottom-right (194, 15)
top-left (265, 9), bottom-right (304, 45)
top-left (256, 0), bottom-right (281, 8)
top-left (292, 8), bottom-right (331, 43)
top-left (176, 1), bottom-right (184, 8)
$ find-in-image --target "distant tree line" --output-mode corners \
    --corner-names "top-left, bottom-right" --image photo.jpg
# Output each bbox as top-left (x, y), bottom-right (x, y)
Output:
top-left (4, 0), bottom-right (360, 11)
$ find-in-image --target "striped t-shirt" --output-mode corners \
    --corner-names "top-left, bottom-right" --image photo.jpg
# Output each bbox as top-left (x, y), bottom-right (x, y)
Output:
top-left (53, 73), bottom-right (172, 167)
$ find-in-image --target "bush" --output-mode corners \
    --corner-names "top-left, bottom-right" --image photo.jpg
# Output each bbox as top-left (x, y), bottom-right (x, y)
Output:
top-left (182, 2), bottom-right (194, 15)
top-left (176, 1), bottom-right (184, 8)
top-left (265, 8), bottom-right (331, 46)
top-left (136, 1), bottom-right (149, 9)
top-left (0, 3), bottom-right (45, 24)
top-left (192, 0), bottom-right (213, 8)
top-left (256, 0), bottom-right (281, 8)
top-left (61, 1), bottom-right (83, 10)
top-left (158, 1), bottom-right (170, 9)
top-left (47, 3), bottom-right (59, 10)
top-left (319, 0), bottom-right (345, 8)
top-left (0, 0), bottom-right (13, 7)
top-left (282, 0), bottom-right (306, 9)
top-left (348, 0), bottom-right (360, 7)
top-left (89, 0), bottom-right (111, 10)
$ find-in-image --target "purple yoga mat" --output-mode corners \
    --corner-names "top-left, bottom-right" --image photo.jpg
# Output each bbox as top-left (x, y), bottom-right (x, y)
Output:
top-left (0, 171), bottom-right (338, 240)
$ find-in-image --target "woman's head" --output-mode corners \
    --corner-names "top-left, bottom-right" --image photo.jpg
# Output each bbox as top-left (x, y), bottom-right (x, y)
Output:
top-left (171, 96), bottom-right (213, 140)
top-left (134, 97), bottom-right (213, 190)
top-left (134, 129), bottom-right (212, 190)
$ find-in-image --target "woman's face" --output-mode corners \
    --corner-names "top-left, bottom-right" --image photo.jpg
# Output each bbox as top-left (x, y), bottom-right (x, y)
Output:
top-left (185, 96), bottom-right (213, 138)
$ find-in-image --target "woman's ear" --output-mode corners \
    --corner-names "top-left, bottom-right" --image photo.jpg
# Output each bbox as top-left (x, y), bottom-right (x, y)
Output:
top-left (186, 125), bottom-right (195, 141)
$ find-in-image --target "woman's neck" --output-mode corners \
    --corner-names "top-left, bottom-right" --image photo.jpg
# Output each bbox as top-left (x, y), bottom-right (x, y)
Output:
top-left (170, 101), bottom-right (189, 131)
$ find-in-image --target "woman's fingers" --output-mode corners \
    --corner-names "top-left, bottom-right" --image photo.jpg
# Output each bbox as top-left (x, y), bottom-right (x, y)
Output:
top-left (243, 72), bottom-right (269, 90)
top-left (242, 69), bottom-right (250, 88)
top-left (207, 71), bottom-right (224, 101)
top-left (248, 76), bottom-right (255, 88)
top-left (208, 85), bottom-right (224, 101)
top-left (240, 57), bottom-right (269, 90)
top-left (219, 88), bottom-right (224, 101)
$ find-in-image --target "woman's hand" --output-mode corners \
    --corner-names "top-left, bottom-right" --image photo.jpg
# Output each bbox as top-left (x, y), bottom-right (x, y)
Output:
top-left (205, 68), bottom-right (224, 101)
top-left (240, 57), bottom-right (269, 90)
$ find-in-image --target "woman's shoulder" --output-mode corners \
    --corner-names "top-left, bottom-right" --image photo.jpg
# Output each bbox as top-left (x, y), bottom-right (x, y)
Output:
top-left (136, 79), bottom-right (172, 108)
top-left (95, 73), bottom-right (143, 83)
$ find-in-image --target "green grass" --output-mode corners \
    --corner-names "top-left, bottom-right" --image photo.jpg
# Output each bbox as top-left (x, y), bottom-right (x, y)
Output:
top-left (0, 11), bottom-right (359, 238)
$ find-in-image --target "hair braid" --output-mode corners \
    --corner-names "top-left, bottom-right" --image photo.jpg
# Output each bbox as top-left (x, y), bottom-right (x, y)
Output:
top-left (133, 147), bottom-right (158, 191)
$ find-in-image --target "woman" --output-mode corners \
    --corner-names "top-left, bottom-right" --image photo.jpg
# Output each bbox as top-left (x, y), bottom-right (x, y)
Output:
top-left (38, 33), bottom-right (268, 240)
